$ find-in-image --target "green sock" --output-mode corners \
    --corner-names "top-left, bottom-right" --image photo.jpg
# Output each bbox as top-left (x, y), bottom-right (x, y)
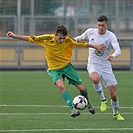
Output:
top-left (62, 91), bottom-right (75, 110)
top-left (80, 88), bottom-right (90, 104)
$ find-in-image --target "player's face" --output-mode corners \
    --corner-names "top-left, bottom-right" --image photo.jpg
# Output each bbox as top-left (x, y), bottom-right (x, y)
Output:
top-left (97, 21), bottom-right (108, 35)
top-left (55, 33), bottom-right (66, 44)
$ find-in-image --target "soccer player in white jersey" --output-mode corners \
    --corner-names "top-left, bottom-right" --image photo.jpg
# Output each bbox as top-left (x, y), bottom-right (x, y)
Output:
top-left (75, 15), bottom-right (124, 120)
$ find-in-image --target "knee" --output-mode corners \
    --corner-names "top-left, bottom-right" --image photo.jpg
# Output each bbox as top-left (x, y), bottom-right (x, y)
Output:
top-left (91, 77), bottom-right (99, 84)
top-left (90, 73), bottom-right (100, 84)
top-left (56, 82), bottom-right (66, 93)
top-left (57, 82), bottom-right (63, 88)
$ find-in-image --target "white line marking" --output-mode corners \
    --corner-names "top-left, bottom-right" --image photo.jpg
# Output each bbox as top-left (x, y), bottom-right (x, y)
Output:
top-left (0, 105), bottom-right (132, 132)
top-left (0, 104), bottom-right (133, 108)
top-left (0, 112), bottom-right (132, 115)
top-left (0, 105), bottom-right (68, 107)
top-left (0, 105), bottom-right (133, 133)
top-left (0, 128), bottom-right (133, 132)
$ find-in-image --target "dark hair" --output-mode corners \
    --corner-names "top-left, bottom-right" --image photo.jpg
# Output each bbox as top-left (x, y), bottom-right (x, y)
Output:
top-left (55, 25), bottom-right (68, 36)
top-left (98, 15), bottom-right (108, 22)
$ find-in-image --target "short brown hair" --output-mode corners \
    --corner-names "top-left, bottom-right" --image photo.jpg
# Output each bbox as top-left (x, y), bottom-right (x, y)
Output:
top-left (55, 25), bottom-right (68, 36)
top-left (98, 15), bottom-right (108, 22)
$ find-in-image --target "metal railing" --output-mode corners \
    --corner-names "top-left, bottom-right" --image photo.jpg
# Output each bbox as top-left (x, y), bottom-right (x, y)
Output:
top-left (0, 37), bottom-right (133, 70)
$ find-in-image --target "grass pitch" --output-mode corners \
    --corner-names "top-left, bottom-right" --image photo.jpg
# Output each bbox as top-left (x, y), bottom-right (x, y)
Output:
top-left (0, 70), bottom-right (133, 133)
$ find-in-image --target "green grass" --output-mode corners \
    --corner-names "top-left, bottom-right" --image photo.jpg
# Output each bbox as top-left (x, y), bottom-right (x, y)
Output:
top-left (0, 71), bottom-right (133, 133)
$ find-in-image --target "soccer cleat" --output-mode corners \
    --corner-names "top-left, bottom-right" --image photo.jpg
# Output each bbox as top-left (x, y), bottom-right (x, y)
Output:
top-left (88, 104), bottom-right (95, 114)
top-left (113, 114), bottom-right (125, 120)
top-left (71, 110), bottom-right (81, 118)
top-left (100, 100), bottom-right (107, 112)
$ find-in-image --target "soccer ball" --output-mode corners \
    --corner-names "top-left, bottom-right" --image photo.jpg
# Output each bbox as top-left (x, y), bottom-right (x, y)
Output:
top-left (73, 95), bottom-right (88, 110)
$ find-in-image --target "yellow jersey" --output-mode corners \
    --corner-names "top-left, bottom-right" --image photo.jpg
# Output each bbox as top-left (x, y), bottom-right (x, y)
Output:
top-left (29, 34), bottom-right (87, 70)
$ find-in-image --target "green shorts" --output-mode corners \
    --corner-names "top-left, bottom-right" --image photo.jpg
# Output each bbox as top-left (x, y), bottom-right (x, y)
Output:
top-left (47, 63), bottom-right (82, 85)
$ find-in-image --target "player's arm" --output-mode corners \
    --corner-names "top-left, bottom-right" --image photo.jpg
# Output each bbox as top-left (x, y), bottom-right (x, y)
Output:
top-left (107, 36), bottom-right (121, 62)
top-left (69, 35), bottom-right (105, 52)
top-left (75, 31), bottom-right (87, 41)
top-left (75, 29), bottom-right (105, 52)
top-left (86, 43), bottom-right (105, 52)
top-left (7, 31), bottom-right (29, 41)
top-left (75, 40), bottom-right (105, 52)
top-left (107, 44), bottom-right (121, 62)
top-left (111, 43), bottom-right (121, 58)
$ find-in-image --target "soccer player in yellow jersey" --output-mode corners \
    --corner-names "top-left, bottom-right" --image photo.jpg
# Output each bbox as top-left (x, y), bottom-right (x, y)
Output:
top-left (7, 25), bottom-right (105, 117)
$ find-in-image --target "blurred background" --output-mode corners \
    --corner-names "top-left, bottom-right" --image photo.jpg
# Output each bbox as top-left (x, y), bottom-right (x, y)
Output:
top-left (0, 0), bottom-right (133, 70)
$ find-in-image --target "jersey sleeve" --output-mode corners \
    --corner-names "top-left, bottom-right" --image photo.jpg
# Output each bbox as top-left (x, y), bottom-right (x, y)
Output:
top-left (28, 34), bottom-right (52, 46)
top-left (76, 40), bottom-right (87, 47)
top-left (68, 36), bottom-right (87, 47)
top-left (75, 29), bottom-right (90, 41)
top-left (111, 34), bottom-right (121, 58)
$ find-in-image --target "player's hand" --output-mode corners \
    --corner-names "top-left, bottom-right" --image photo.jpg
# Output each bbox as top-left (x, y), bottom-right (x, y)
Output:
top-left (107, 55), bottom-right (114, 62)
top-left (7, 31), bottom-right (29, 41)
top-left (95, 44), bottom-right (106, 52)
top-left (7, 31), bottom-right (16, 38)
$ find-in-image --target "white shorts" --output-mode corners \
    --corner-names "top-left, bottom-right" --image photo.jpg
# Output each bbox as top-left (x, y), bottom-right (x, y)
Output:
top-left (87, 64), bottom-right (117, 87)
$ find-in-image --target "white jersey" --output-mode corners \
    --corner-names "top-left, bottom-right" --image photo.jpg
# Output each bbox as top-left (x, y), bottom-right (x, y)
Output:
top-left (75, 28), bottom-right (121, 67)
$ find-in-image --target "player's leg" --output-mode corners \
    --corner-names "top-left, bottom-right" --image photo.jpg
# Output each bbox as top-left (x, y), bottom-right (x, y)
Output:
top-left (48, 69), bottom-right (79, 117)
top-left (89, 68), bottom-right (107, 112)
top-left (92, 81), bottom-right (107, 112)
top-left (103, 68), bottom-right (124, 120)
top-left (107, 86), bottom-right (124, 120)
top-left (90, 72), bottom-right (106, 100)
top-left (107, 86), bottom-right (118, 114)
top-left (56, 78), bottom-right (80, 117)
top-left (56, 78), bottom-right (74, 110)
top-left (63, 63), bottom-right (95, 114)
top-left (75, 84), bottom-right (95, 114)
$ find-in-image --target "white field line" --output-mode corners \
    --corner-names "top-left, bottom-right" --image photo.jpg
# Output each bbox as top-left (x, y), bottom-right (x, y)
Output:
top-left (0, 128), bottom-right (133, 132)
top-left (0, 105), bottom-right (132, 132)
top-left (0, 105), bottom-right (132, 115)
top-left (0, 104), bottom-right (133, 109)
top-left (0, 112), bottom-right (133, 115)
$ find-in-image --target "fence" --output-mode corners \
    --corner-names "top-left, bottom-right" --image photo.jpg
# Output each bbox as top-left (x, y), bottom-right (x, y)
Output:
top-left (0, 0), bottom-right (133, 70)
top-left (0, 37), bottom-right (133, 70)
top-left (0, 0), bottom-right (133, 37)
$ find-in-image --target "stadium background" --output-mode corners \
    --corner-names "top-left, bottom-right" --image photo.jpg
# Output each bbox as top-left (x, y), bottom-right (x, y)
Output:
top-left (0, 0), bottom-right (133, 70)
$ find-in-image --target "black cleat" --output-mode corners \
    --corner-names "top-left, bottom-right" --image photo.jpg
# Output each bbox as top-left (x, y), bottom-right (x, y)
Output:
top-left (71, 110), bottom-right (81, 118)
top-left (88, 104), bottom-right (95, 114)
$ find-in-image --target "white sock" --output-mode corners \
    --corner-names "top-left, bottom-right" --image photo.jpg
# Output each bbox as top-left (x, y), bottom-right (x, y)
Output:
top-left (93, 83), bottom-right (106, 101)
top-left (111, 99), bottom-right (119, 115)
